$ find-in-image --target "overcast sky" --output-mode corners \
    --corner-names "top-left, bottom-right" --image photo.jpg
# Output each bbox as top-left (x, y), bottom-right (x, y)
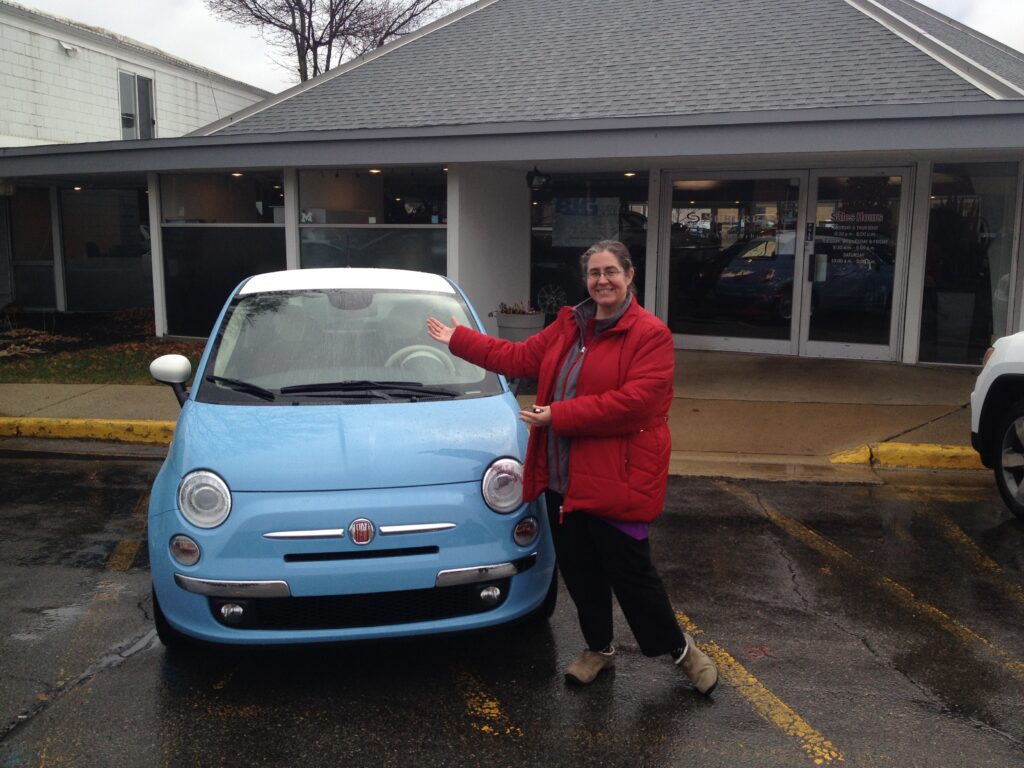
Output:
top-left (12, 0), bottom-right (1024, 94)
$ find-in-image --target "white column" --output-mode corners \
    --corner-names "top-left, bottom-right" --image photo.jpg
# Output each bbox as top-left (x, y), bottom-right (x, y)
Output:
top-left (447, 165), bottom-right (531, 335)
top-left (147, 172), bottom-right (167, 337)
top-left (901, 160), bottom-right (932, 364)
top-left (283, 168), bottom-right (300, 270)
top-left (50, 187), bottom-right (66, 312)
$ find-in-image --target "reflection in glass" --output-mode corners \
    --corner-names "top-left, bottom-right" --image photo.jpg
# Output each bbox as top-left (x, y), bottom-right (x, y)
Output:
top-left (201, 289), bottom-right (499, 401)
top-left (529, 173), bottom-right (648, 315)
top-left (10, 187), bottom-right (54, 307)
top-left (808, 176), bottom-right (901, 346)
top-left (61, 188), bottom-right (152, 311)
top-left (920, 163), bottom-right (1019, 365)
top-left (298, 168), bottom-right (446, 225)
top-left (160, 173), bottom-right (285, 224)
top-left (162, 228), bottom-right (286, 336)
top-left (667, 177), bottom-right (800, 339)
top-left (300, 228), bottom-right (446, 274)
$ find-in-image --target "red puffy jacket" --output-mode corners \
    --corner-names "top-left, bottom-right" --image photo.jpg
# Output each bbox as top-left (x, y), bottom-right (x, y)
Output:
top-left (450, 300), bottom-right (674, 523)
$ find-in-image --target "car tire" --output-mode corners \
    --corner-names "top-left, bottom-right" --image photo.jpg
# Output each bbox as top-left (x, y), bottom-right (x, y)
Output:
top-left (993, 400), bottom-right (1024, 519)
top-left (527, 570), bottom-right (558, 623)
top-left (152, 586), bottom-right (191, 650)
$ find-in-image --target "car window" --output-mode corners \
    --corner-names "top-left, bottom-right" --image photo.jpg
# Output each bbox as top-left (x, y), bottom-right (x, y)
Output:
top-left (198, 288), bottom-right (502, 404)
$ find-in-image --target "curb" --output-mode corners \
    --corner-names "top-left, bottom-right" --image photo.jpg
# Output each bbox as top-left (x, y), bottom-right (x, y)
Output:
top-left (0, 417), bottom-right (175, 445)
top-left (831, 441), bottom-right (983, 470)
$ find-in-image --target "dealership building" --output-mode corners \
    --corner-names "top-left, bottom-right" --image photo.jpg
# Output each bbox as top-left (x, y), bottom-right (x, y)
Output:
top-left (1, 0), bottom-right (1023, 366)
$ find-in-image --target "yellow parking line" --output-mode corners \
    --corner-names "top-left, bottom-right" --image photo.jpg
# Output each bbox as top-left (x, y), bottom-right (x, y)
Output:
top-left (676, 612), bottom-right (844, 765)
top-left (104, 492), bottom-right (149, 573)
top-left (453, 669), bottom-right (523, 737)
top-left (715, 481), bottom-right (1024, 683)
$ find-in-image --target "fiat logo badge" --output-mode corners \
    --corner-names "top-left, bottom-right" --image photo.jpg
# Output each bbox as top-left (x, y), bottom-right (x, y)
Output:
top-left (349, 518), bottom-right (375, 545)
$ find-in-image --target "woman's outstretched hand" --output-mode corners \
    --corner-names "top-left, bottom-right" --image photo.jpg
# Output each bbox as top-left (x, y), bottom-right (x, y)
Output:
top-left (426, 316), bottom-right (459, 345)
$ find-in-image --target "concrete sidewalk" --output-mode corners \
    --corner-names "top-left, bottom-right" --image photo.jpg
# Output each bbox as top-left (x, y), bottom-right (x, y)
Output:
top-left (0, 350), bottom-right (984, 480)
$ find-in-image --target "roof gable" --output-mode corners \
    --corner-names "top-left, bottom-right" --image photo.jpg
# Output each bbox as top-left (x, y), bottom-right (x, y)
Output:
top-left (173, 0), bottom-right (1024, 136)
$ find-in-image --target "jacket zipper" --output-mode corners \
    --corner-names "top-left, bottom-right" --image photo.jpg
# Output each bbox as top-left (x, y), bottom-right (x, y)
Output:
top-left (553, 343), bottom-right (586, 496)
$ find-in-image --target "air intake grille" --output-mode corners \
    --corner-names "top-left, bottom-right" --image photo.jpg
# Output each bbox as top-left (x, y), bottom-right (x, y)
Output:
top-left (209, 578), bottom-right (511, 630)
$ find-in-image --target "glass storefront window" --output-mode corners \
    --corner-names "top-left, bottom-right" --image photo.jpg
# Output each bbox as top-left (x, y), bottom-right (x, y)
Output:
top-left (297, 167), bottom-right (447, 274)
top-left (920, 163), bottom-right (1020, 365)
top-left (163, 228), bottom-right (286, 336)
top-left (160, 173), bottom-right (284, 224)
top-left (667, 177), bottom-right (800, 339)
top-left (60, 188), bottom-right (152, 311)
top-left (10, 187), bottom-right (54, 308)
top-left (530, 173), bottom-right (649, 315)
top-left (300, 228), bottom-right (446, 273)
top-left (298, 168), bottom-right (446, 225)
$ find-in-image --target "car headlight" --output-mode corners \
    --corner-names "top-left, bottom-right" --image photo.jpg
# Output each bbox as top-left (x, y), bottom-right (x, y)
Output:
top-left (481, 458), bottom-right (524, 513)
top-left (177, 470), bottom-right (232, 528)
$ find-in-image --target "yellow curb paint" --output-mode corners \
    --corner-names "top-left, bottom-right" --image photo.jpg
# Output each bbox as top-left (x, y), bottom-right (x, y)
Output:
top-left (829, 442), bottom-right (983, 470)
top-left (675, 611), bottom-right (844, 765)
top-left (716, 481), bottom-right (1024, 683)
top-left (872, 442), bottom-right (983, 470)
top-left (829, 445), bottom-right (872, 465)
top-left (0, 417), bottom-right (175, 445)
top-left (453, 669), bottom-right (523, 738)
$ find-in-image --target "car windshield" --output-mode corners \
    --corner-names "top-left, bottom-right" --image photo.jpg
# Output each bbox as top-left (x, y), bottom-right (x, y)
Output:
top-left (197, 287), bottom-right (502, 405)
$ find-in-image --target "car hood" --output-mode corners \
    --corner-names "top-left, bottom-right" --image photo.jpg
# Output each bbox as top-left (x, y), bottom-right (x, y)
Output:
top-left (168, 395), bottom-right (524, 492)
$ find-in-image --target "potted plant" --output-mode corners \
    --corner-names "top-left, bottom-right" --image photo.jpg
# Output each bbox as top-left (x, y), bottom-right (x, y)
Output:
top-left (490, 301), bottom-right (545, 342)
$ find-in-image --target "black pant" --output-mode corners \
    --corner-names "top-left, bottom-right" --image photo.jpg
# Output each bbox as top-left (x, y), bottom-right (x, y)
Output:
top-left (545, 490), bottom-right (684, 657)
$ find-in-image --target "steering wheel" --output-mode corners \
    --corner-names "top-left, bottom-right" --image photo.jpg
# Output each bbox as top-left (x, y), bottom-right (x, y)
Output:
top-left (385, 345), bottom-right (457, 376)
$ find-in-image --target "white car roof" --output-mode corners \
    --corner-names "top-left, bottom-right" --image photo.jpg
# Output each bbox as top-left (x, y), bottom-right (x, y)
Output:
top-left (239, 268), bottom-right (456, 296)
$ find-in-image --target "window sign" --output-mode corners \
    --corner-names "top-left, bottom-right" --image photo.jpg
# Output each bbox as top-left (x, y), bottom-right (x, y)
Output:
top-left (551, 197), bottom-right (620, 247)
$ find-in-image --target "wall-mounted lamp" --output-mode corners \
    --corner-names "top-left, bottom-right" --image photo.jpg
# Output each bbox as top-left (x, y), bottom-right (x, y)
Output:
top-left (231, 172), bottom-right (244, 177)
top-left (526, 166), bottom-right (550, 191)
top-left (623, 171), bottom-right (637, 178)
top-left (368, 168), bottom-right (383, 175)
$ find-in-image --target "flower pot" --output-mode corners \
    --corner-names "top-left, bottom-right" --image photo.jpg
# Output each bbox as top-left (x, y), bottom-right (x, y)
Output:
top-left (494, 312), bottom-right (544, 342)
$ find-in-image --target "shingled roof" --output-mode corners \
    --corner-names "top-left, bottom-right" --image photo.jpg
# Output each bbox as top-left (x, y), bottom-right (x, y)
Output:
top-left (205, 0), bottom-right (1023, 138)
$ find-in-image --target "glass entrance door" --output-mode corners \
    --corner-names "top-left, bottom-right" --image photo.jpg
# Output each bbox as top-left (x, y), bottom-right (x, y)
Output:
top-left (664, 172), bottom-right (805, 354)
top-left (797, 170), bottom-right (911, 359)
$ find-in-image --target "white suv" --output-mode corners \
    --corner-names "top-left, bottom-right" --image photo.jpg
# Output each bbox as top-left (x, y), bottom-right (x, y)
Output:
top-left (971, 330), bottom-right (1024, 518)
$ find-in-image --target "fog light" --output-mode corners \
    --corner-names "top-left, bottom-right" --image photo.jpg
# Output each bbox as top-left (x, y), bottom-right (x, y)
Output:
top-left (513, 516), bottom-right (539, 547)
top-left (479, 585), bottom-right (502, 605)
top-left (169, 535), bottom-right (200, 566)
top-left (219, 603), bottom-right (244, 623)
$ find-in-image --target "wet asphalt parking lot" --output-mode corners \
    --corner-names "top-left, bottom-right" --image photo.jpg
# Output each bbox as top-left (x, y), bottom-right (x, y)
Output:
top-left (0, 452), bottom-right (1022, 768)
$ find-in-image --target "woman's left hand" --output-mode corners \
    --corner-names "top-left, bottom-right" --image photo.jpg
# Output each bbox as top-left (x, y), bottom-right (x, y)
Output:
top-left (519, 404), bottom-right (551, 426)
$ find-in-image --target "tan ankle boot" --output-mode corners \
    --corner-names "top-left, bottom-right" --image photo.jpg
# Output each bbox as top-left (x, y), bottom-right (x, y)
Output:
top-left (676, 633), bottom-right (718, 695)
top-left (565, 646), bottom-right (616, 684)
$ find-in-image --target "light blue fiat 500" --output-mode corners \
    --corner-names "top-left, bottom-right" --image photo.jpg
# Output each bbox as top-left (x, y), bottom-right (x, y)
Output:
top-left (148, 268), bottom-right (556, 647)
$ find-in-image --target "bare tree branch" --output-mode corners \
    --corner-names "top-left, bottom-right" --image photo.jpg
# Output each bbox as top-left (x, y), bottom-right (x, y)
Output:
top-left (204, 0), bottom-right (469, 86)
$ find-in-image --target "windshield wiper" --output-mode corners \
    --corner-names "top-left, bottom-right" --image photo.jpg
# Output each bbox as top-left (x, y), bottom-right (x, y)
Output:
top-left (280, 380), bottom-right (459, 399)
top-left (205, 375), bottom-right (276, 401)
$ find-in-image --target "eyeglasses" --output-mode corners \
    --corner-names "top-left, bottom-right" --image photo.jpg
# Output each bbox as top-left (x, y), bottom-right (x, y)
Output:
top-left (586, 267), bottom-right (624, 280)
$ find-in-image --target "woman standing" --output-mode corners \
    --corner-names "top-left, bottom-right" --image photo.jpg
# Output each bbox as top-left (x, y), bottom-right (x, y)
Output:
top-left (426, 240), bottom-right (718, 694)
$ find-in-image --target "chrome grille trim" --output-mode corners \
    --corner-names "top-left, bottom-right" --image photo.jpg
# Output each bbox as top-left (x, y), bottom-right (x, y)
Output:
top-left (174, 573), bottom-right (291, 598)
top-left (379, 523), bottom-right (456, 535)
top-left (436, 561), bottom-right (518, 587)
top-left (262, 529), bottom-right (346, 540)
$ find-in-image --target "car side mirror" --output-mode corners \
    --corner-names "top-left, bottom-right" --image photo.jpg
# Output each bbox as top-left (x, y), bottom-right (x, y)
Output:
top-left (150, 354), bottom-right (192, 407)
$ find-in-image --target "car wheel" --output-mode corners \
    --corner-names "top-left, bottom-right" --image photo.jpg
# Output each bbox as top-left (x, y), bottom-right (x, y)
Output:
top-left (993, 400), bottom-right (1024, 519)
top-left (152, 586), bottom-right (190, 649)
top-left (536, 284), bottom-right (567, 315)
